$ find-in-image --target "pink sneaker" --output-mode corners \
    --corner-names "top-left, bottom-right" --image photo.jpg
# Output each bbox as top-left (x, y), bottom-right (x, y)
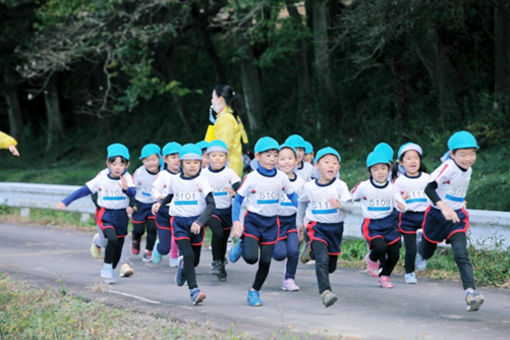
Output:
top-left (377, 275), bottom-right (394, 288)
top-left (365, 253), bottom-right (380, 278)
top-left (282, 278), bottom-right (300, 291)
top-left (170, 238), bottom-right (178, 258)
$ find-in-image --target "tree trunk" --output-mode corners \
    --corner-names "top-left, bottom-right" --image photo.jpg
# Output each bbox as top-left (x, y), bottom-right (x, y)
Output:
top-left (239, 45), bottom-right (263, 134)
top-left (3, 67), bottom-right (23, 139)
top-left (390, 54), bottom-right (409, 131)
top-left (495, 0), bottom-right (510, 112)
top-left (44, 77), bottom-right (64, 151)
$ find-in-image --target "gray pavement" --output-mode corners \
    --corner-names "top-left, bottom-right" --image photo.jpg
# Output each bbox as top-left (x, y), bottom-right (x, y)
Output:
top-left (0, 222), bottom-right (509, 339)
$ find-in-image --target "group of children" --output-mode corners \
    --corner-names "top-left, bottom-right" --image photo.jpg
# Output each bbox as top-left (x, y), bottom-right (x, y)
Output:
top-left (57, 130), bottom-right (484, 312)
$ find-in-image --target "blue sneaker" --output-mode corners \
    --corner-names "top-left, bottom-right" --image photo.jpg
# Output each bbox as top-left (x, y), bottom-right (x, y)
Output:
top-left (175, 256), bottom-right (186, 286)
top-left (190, 288), bottom-right (206, 305)
top-left (229, 241), bottom-right (243, 263)
top-left (247, 289), bottom-right (263, 306)
top-left (151, 240), bottom-right (162, 264)
top-left (415, 231), bottom-right (427, 272)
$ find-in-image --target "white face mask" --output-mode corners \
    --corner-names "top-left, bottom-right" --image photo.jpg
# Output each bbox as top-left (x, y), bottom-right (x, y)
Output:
top-left (213, 103), bottom-right (224, 113)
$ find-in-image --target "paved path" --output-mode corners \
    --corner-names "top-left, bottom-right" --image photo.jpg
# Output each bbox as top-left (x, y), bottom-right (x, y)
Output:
top-left (1, 222), bottom-right (509, 339)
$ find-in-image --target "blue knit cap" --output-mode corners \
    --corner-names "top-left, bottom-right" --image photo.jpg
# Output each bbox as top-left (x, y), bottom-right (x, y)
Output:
top-left (447, 131), bottom-right (479, 151)
top-left (207, 139), bottom-right (228, 154)
top-left (254, 136), bottom-right (280, 153)
top-left (139, 143), bottom-right (161, 160)
top-left (366, 151), bottom-right (390, 168)
top-left (284, 134), bottom-right (306, 149)
top-left (397, 142), bottom-right (422, 159)
top-left (162, 142), bottom-right (182, 156)
top-left (374, 142), bottom-right (394, 162)
top-left (315, 146), bottom-right (341, 163)
top-left (279, 142), bottom-right (296, 155)
top-left (196, 140), bottom-right (209, 151)
top-left (179, 143), bottom-right (202, 160)
top-left (107, 143), bottom-right (130, 161)
top-left (304, 141), bottom-right (314, 154)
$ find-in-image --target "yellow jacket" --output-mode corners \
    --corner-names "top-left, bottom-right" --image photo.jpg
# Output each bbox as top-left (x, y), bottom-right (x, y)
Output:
top-left (0, 131), bottom-right (17, 149)
top-left (205, 106), bottom-right (248, 177)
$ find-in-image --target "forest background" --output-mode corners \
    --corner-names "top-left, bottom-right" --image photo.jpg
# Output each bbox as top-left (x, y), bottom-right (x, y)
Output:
top-left (0, 0), bottom-right (509, 211)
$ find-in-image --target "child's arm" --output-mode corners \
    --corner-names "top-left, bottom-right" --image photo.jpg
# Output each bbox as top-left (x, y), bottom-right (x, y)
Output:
top-left (191, 192), bottom-right (216, 234)
top-left (286, 192), bottom-right (299, 207)
top-left (231, 193), bottom-right (245, 238)
top-left (56, 186), bottom-right (92, 209)
top-left (424, 181), bottom-right (460, 223)
top-left (296, 200), bottom-right (308, 241)
top-left (151, 193), bottom-right (174, 214)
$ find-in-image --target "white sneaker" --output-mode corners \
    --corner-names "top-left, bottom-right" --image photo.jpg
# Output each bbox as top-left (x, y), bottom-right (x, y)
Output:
top-left (404, 272), bottom-right (418, 284)
top-left (90, 233), bottom-right (101, 259)
top-left (101, 263), bottom-right (115, 284)
top-left (119, 263), bottom-right (134, 277)
top-left (415, 231), bottom-right (428, 272)
top-left (169, 256), bottom-right (179, 268)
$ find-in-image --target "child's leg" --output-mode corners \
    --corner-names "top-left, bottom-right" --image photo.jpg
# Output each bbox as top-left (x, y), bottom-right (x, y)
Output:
top-left (208, 217), bottom-right (225, 261)
top-left (285, 233), bottom-right (300, 279)
top-left (419, 237), bottom-right (437, 260)
top-left (403, 233), bottom-right (417, 273)
top-left (252, 243), bottom-right (275, 291)
top-left (220, 229), bottom-right (230, 261)
top-left (193, 244), bottom-right (202, 267)
top-left (132, 221), bottom-right (145, 243)
top-left (145, 219), bottom-right (157, 251)
top-left (242, 237), bottom-right (260, 264)
top-left (272, 239), bottom-right (288, 261)
top-left (449, 233), bottom-right (475, 290)
top-left (170, 236), bottom-right (179, 258)
top-left (380, 240), bottom-right (401, 276)
top-left (313, 240), bottom-right (331, 293)
top-left (156, 227), bottom-right (171, 255)
top-left (176, 239), bottom-right (198, 289)
top-left (369, 238), bottom-right (388, 263)
top-left (328, 254), bottom-right (338, 274)
top-left (103, 228), bottom-right (123, 269)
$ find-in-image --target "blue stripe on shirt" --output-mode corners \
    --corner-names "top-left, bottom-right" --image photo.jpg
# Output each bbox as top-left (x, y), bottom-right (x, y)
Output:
top-left (367, 206), bottom-right (391, 211)
top-left (214, 192), bottom-right (228, 196)
top-left (281, 202), bottom-right (294, 207)
top-left (257, 199), bottom-right (279, 204)
top-left (405, 198), bottom-right (427, 204)
top-left (142, 192), bottom-right (151, 197)
top-left (445, 194), bottom-right (464, 202)
top-left (103, 196), bottom-right (126, 201)
top-left (175, 200), bottom-right (198, 205)
top-left (312, 208), bottom-right (337, 214)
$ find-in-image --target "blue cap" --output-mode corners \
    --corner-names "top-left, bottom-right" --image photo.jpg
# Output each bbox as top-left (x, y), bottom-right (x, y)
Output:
top-left (447, 131), bottom-right (479, 151)
top-left (304, 141), bottom-right (314, 154)
top-left (279, 143), bottom-right (296, 154)
top-left (207, 140), bottom-right (228, 154)
top-left (254, 136), bottom-right (280, 153)
top-left (162, 142), bottom-right (182, 156)
top-left (315, 147), bottom-right (341, 163)
top-left (179, 143), bottom-right (202, 160)
top-left (139, 143), bottom-right (161, 160)
top-left (397, 142), bottom-right (422, 159)
top-left (107, 143), bottom-right (130, 161)
top-left (374, 142), bottom-right (394, 162)
top-left (284, 134), bottom-right (306, 149)
top-left (366, 151), bottom-right (390, 168)
top-left (196, 140), bottom-right (209, 151)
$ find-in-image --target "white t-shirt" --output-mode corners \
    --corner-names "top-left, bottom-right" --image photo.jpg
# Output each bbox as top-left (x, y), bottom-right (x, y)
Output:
top-left (133, 166), bottom-right (158, 204)
top-left (151, 169), bottom-right (179, 205)
top-left (201, 167), bottom-right (241, 209)
top-left (393, 172), bottom-right (431, 212)
top-left (168, 174), bottom-right (212, 217)
top-left (351, 179), bottom-right (394, 219)
top-left (429, 159), bottom-right (471, 210)
top-left (295, 161), bottom-right (315, 181)
top-left (299, 178), bottom-right (352, 223)
top-left (237, 169), bottom-right (294, 217)
top-left (86, 169), bottom-right (134, 209)
top-left (279, 174), bottom-right (306, 217)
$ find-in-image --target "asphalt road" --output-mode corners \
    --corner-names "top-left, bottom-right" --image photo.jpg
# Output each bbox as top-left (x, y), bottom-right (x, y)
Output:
top-left (1, 222), bottom-right (509, 339)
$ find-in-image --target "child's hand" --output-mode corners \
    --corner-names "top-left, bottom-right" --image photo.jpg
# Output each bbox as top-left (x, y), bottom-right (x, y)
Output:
top-left (152, 202), bottom-right (161, 215)
top-left (56, 202), bottom-right (66, 210)
top-left (8, 144), bottom-right (19, 157)
top-left (297, 226), bottom-right (305, 242)
top-left (226, 187), bottom-right (236, 197)
top-left (401, 192), bottom-right (409, 200)
top-left (328, 198), bottom-right (341, 210)
top-left (438, 202), bottom-right (460, 223)
top-left (119, 175), bottom-right (128, 191)
top-left (232, 221), bottom-right (243, 239)
top-left (126, 206), bottom-right (134, 215)
top-left (190, 222), bottom-right (201, 234)
top-left (397, 201), bottom-right (406, 211)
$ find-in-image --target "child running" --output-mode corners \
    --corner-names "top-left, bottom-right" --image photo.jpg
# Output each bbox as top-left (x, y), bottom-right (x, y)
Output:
top-left (417, 131), bottom-right (484, 311)
top-left (131, 143), bottom-right (162, 262)
top-left (392, 142), bottom-right (430, 284)
top-left (273, 143), bottom-right (306, 292)
top-left (297, 147), bottom-right (352, 307)
top-left (152, 143), bottom-right (215, 305)
top-left (202, 139), bottom-right (241, 281)
top-left (303, 140), bottom-right (314, 165)
top-left (351, 150), bottom-right (403, 288)
top-left (230, 136), bottom-right (298, 306)
top-left (57, 143), bottom-right (135, 284)
top-left (285, 134), bottom-right (314, 181)
top-left (151, 142), bottom-right (181, 266)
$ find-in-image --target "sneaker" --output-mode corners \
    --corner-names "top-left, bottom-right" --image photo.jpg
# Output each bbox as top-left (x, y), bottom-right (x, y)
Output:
top-left (190, 288), bottom-right (206, 305)
top-left (415, 232), bottom-right (428, 272)
top-left (404, 272), bottom-right (418, 284)
top-left (142, 250), bottom-right (152, 263)
top-left (119, 263), bottom-right (134, 277)
top-left (90, 234), bottom-right (101, 259)
top-left (169, 256), bottom-right (179, 268)
top-left (131, 239), bottom-right (140, 255)
top-left (282, 278), bottom-right (300, 292)
top-left (217, 261), bottom-right (227, 282)
top-left (175, 256), bottom-right (186, 286)
top-left (229, 241), bottom-right (243, 263)
top-left (247, 289), bottom-right (263, 306)
top-left (209, 260), bottom-right (221, 275)
top-left (151, 241), bottom-right (162, 264)
top-left (377, 275), bottom-right (394, 288)
top-left (365, 253), bottom-right (380, 278)
top-left (101, 263), bottom-right (115, 284)
top-left (465, 289), bottom-right (484, 312)
top-left (321, 290), bottom-right (338, 307)
top-left (300, 241), bottom-right (311, 264)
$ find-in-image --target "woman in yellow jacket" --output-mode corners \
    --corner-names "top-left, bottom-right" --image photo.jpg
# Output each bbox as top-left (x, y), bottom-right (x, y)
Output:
top-left (206, 85), bottom-right (248, 178)
top-left (0, 131), bottom-right (20, 157)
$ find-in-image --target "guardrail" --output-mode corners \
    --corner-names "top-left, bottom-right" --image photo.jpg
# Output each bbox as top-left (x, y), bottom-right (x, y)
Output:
top-left (1, 182), bottom-right (509, 249)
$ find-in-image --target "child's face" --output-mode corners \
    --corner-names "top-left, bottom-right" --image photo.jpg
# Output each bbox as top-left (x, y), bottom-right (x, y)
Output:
top-left (278, 148), bottom-right (297, 175)
top-left (164, 154), bottom-right (180, 172)
top-left (304, 153), bottom-right (314, 164)
top-left (201, 150), bottom-right (209, 168)
top-left (317, 155), bottom-right (340, 182)
top-left (256, 149), bottom-right (279, 170)
top-left (106, 157), bottom-right (129, 178)
top-left (401, 150), bottom-right (421, 176)
top-left (370, 163), bottom-right (389, 183)
top-left (181, 159), bottom-right (201, 177)
top-left (450, 148), bottom-right (477, 169)
top-left (208, 151), bottom-right (227, 170)
top-left (142, 154), bottom-right (160, 173)
top-left (295, 147), bottom-right (305, 164)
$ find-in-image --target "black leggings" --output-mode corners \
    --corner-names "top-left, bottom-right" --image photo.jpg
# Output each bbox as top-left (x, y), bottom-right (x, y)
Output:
top-left (243, 237), bottom-right (275, 291)
top-left (176, 239), bottom-right (202, 289)
top-left (207, 217), bottom-right (231, 262)
top-left (103, 228), bottom-right (125, 269)
top-left (369, 239), bottom-right (401, 277)
top-left (403, 233), bottom-right (417, 273)
top-left (312, 241), bottom-right (338, 293)
top-left (132, 219), bottom-right (157, 250)
top-left (420, 233), bottom-right (475, 289)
